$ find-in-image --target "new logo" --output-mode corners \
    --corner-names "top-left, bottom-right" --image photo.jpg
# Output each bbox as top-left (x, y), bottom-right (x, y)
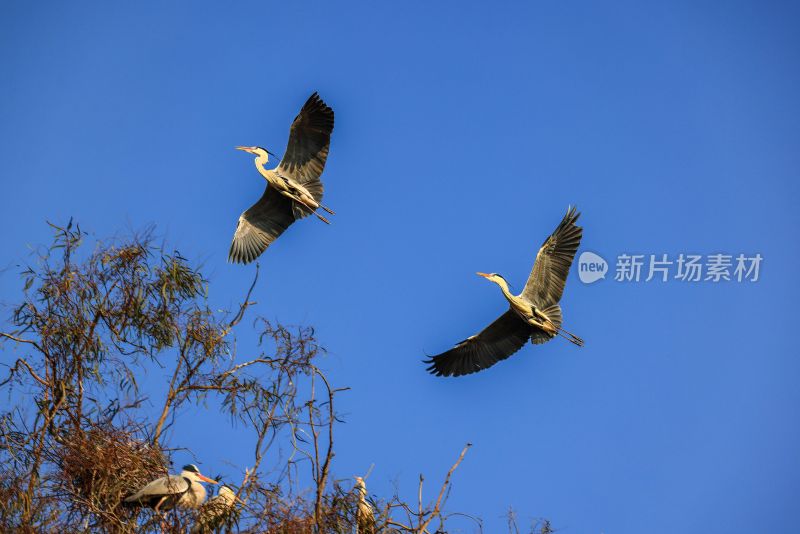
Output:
top-left (578, 251), bottom-right (608, 284)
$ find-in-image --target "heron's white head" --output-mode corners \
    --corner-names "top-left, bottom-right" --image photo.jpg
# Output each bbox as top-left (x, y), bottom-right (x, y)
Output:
top-left (354, 476), bottom-right (367, 495)
top-left (235, 146), bottom-right (276, 163)
top-left (216, 485), bottom-right (240, 505)
top-left (181, 464), bottom-right (218, 485)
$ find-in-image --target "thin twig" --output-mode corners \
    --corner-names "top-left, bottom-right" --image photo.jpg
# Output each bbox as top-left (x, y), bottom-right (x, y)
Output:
top-left (0, 358), bottom-right (50, 387)
top-left (418, 443), bottom-right (472, 533)
top-left (0, 332), bottom-right (43, 352)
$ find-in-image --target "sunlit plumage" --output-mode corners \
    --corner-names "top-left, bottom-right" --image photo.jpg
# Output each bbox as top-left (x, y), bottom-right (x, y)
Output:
top-left (124, 464), bottom-right (217, 512)
top-left (425, 207), bottom-right (584, 377)
top-left (190, 485), bottom-right (239, 534)
top-left (354, 476), bottom-right (375, 534)
top-left (229, 92), bottom-right (335, 264)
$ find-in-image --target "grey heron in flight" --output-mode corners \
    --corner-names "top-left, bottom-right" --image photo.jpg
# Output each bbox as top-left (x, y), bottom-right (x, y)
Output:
top-left (123, 464), bottom-right (217, 512)
top-left (190, 485), bottom-right (240, 534)
top-left (425, 206), bottom-right (584, 377)
top-left (229, 92), bottom-right (335, 264)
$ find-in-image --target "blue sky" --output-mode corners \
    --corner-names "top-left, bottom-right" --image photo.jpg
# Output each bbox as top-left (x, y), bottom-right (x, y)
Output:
top-left (1, 1), bottom-right (799, 532)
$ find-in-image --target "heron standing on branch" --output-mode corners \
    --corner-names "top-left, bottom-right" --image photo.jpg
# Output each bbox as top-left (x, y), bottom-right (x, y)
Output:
top-left (123, 464), bottom-right (218, 512)
top-left (425, 206), bottom-right (584, 377)
top-left (229, 92), bottom-right (335, 264)
top-left (354, 476), bottom-right (375, 534)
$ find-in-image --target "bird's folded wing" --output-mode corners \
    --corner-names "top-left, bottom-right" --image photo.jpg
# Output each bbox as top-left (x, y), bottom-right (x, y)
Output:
top-left (125, 475), bottom-right (189, 501)
top-left (424, 310), bottom-right (531, 377)
top-left (229, 186), bottom-right (295, 264)
top-left (276, 92), bottom-right (334, 186)
top-left (523, 206), bottom-right (582, 306)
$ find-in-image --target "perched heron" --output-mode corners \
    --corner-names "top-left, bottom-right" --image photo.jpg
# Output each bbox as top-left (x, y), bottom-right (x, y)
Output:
top-left (354, 476), bottom-right (375, 534)
top-left (424, 207), bottom-right (584, 377)
top-left (190, 485), bottom-right (240, 534)
top-left (124, 464), bottom-right (217, 512)
top-left (229, 92), bottom-right (335, 264)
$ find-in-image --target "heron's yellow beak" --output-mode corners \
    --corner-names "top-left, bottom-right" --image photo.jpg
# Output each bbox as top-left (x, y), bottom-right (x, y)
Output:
top-left (198, 474), bottom-right (219, 484)
top-left (235, 146), bottom-right (253, 153)
top-left (476, 272), bottom-right (490, 278)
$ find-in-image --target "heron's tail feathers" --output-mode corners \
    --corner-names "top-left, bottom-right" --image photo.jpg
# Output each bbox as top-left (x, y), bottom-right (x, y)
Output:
top-left (530, 304), bottom-right (584, 347)
top-left (546, 304), bottom-right (584, 346)
top-left (121, 495), bottom-right (140, 507)
top-left (289, 178), bottom-right (329, 221)
top-left (531, 303), bottom-right (561, 345)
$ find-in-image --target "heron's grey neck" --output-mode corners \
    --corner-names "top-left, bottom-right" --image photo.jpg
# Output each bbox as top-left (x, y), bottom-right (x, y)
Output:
top-left (253, 154), bottom-right (271, 179)
top-left (494, 278), bottom-right (516, 301)
top-left (181, 472), bottom-right (208, 502)
top-left (190, 479), bottom-right (207, 504)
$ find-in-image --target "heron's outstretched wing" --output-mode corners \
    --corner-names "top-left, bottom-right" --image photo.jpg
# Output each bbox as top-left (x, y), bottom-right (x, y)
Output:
top-left (424, 310), bottom-right (532, 377)
top-left (228, 186), bottom-right (295, 264)
top-left (125, 475), bottom-right (189, 504)
top-left (523, 206), bottom-right (582, 306)
top-left (276, 92), bottom-right (334, 187)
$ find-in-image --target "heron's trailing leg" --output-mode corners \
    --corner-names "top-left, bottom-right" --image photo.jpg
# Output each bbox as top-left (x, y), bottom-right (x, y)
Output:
top-left (556, 329), bottom-right (584, 347)
top-left (527, 315), bottom-right (584, 347)
top-left (320, 204), bottom-right (335, 215)
top-left (561, 328), bottom-right (583, 346)
top-left (530, 307), bottom-right (583, 347)
top-left (288, 194), bottom-right (331, 224)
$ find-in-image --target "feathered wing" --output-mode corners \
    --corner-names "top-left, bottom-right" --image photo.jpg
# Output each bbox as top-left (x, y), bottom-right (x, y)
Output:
top-left (523, 206), bottom-right (583, 307)
top-left (228, 186), bottom-right (295, 264)
top-left (276, 92), bottom-right (334, 189)
top-left (124, 475), bottom-right (189, 505)
top-left (424, 310), bottom-right (532, 377)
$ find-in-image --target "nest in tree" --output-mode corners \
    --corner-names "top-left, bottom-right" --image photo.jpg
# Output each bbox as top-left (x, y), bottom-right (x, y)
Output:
top-left (56, 423), bottom-right (168, 529)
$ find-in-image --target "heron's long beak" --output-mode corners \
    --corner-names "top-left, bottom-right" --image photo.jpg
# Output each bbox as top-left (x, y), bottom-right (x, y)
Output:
top-left (476, 272), bottom-right (490, 278)
top-left (235, 146), bottom-right (253, 153)
top-left (198, 474), bottom-right (219, 484)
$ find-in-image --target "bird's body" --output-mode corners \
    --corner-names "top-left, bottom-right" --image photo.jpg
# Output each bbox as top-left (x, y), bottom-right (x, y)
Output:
top-left (229, 92), bottom-right (335, 264)
top-left (425, 207), bottom-right (584, 377)
top-left (190, 485), bottom-right (238, 534)
top-left (124, 464), bottom-right (217, 512)
top-left (248, 150), bottom-right (327, 220)
top-left (491, 276), bottom-right (559, 336)
top-left (354, 476), bottom-right (375, 534)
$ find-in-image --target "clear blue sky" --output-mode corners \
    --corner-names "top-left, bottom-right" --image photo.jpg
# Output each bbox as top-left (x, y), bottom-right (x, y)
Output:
top-left (2, 2), bottom-right (799, 532)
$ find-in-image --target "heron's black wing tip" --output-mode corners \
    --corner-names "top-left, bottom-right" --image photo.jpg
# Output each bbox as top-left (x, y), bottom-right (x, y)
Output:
top-left (422, 356), bottom-right (446, 377)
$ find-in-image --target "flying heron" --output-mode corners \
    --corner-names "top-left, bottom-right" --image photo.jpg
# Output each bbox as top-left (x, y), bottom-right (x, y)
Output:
top-left (229, 92), bottom-right (335, 264)
top-left (190, 485), bottom-right (240, 534)
top-left (123, 464), bottom-right (217, 512)
top-left (424, 206), bottom-right (584, 377)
